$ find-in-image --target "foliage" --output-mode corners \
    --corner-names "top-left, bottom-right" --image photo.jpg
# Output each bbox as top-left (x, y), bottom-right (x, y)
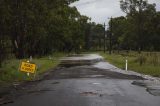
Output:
top-left (108, 0), bottom-right (160, 52)
top-left (0, 0), bottom-right (92, 65)
top-left (89, 23), bottom-right (104, 50)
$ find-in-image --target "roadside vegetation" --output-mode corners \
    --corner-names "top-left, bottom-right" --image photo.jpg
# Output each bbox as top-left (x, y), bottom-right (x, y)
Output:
top-left (100, 51), bottom-right (160, 77)
top-left (0, 52), bottom-right (65, 85)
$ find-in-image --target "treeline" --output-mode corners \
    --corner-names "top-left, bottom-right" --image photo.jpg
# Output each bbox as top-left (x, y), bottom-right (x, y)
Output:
top-left (108, 0), bottom-right (160, 52)
top-left (0, 0), bottom-right (94, 66)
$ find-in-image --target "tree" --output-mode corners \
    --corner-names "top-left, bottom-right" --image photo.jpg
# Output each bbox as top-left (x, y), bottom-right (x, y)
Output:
top-left (120, 0), bottom-right (157, 52)
top-left (108, 16), bottom-right (130, 51)
top-left (106, 0), bottom-right (160, 52)
top-left (0, 0), bottom-right (12, 67)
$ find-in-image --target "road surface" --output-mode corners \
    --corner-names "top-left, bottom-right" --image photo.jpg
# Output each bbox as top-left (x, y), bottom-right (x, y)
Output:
top-left (2, 54), bottom-right (160, 106)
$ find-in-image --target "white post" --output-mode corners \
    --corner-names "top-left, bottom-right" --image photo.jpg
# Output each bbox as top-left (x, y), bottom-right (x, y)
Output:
top-left (125, 58), bottom-right (128, 71)
top-left (30, 56), bottom-right (32, 62)
top-left (27, 72), bottom-right (30, 76)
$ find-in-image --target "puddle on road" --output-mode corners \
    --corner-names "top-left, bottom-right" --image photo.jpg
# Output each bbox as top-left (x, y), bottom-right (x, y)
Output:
top-left (132, 80), bottom-right (160, 96)
top-left (132, 80), bottom-right (148, 87)
top-left (80, 91), bottom-right (104, 97)
top-left (80, 92), bottom-right (98, 96)
top-left (147, 86), bottom-right (160, 96)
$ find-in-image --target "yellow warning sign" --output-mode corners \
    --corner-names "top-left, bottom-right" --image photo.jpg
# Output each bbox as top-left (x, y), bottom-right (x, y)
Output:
top-left (20, 62), bottom-right (36, 73)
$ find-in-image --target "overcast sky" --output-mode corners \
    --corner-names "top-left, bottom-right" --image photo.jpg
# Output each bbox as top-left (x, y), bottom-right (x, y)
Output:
top-left (70, 0), bottom-right (160, 24)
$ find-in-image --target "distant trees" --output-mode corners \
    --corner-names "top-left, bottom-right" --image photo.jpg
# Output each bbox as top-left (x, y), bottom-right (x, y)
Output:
top-left (108, 0), bottom-right (160, 52)
top-left (0, 0), bottom-right (92, 66)
top-left (83, 22), bottom-right (104, 51)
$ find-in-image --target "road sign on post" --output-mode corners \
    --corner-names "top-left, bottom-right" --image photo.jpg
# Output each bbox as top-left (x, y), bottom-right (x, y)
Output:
top-left (20, 61), bottom-right (36, 74)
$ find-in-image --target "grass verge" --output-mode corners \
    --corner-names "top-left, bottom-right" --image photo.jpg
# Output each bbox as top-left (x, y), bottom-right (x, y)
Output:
top-left (0, 52), bottom-right (66, 85)
top-left (100, 51), bottom-right (160, 77)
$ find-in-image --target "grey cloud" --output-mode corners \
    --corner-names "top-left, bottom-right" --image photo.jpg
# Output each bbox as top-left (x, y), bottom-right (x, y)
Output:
top-left (71, 0), bottom-right (160, 24)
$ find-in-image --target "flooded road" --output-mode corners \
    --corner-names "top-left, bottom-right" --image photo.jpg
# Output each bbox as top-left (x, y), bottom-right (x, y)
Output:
top-left (3, 54), bottom-right (160, 106)
top-left (59, 54), bottom-right (103, 67)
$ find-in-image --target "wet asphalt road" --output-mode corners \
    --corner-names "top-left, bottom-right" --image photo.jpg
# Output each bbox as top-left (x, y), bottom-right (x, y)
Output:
top-left (3, 54), bottom-right (160, 106)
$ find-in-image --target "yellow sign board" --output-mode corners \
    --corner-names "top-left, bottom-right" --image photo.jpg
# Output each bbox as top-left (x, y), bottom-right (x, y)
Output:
top-left (20, 62), bottom-right (36, 73)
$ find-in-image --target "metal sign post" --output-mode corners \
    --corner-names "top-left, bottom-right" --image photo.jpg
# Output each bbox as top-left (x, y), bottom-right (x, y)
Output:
top-left (19, 60), bottom-right (37, 80)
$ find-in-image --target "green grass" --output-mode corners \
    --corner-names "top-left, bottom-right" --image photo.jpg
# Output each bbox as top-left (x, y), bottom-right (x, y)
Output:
top-left (100, 51), bottom-right (160, 77)
top-left (0, 52), bottom-right (66, 84)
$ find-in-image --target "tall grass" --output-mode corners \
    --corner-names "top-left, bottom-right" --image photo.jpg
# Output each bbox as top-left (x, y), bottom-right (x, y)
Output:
top-left (100, 51), bottom-right (160, 77)
top-left (135, 52), bottom-right (160, 66)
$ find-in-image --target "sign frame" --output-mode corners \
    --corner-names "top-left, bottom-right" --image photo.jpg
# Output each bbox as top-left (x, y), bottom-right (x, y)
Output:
top-left (20, 61), bottom-right (37, 74)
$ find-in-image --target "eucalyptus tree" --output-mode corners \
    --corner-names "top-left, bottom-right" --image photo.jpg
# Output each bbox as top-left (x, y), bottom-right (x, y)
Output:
top-left (120, 0), bottom-right (158, 52)
top-left (0, 0), bottom-right (92, 67)
top-left (0, 0), bottom-right (12, 66)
